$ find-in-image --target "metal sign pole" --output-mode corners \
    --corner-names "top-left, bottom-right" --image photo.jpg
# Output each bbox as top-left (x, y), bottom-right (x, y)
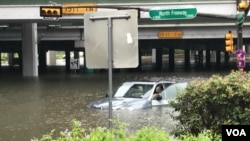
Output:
top-left (89, 14), bottom-right (130, 129)
top-left (107, 17), bottom-right (113, 129)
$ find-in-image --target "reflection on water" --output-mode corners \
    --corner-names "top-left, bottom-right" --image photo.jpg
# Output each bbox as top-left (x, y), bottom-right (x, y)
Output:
top-left (0, 70), bottom-right (229, 141)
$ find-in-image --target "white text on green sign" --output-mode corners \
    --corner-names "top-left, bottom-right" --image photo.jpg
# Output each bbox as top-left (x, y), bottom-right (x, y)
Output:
top-left (149, 6), bottom-right (197, 20)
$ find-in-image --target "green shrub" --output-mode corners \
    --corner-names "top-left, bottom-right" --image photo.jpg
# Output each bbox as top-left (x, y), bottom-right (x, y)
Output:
top-left (32, 119), bottom-right (127, 141)
top-left (179, 130), bottom-right (221, 141)
top-left (32, 119), bottom-right (85, 141)
top-left (85, 120), bottom-right (128, 141)
top-left (32, 119), bottom-right (223, 141)
top-left (171, 70), bottom-right (250, 136)
top-left (128, 125), bottom-right (171, 141)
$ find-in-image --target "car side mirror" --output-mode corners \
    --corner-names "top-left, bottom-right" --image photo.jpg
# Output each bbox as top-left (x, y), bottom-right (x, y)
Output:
top-left (156, 95), bottom-right (162, 100)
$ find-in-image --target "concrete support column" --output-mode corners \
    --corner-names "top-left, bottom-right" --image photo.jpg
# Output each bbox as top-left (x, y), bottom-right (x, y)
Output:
top-left (199, 50), bottom-right (204, 67)
top-left (137, 46), bottom-right (142, 71)
top-left (246, 45), bottom-right (250, 54)
top-left (216, 50), bottom-right (221, 67)
top-left (155, 47), bottom-right (162, 71)
top-left (18, 51), bottom-right (23, 69)
top-left (83, 50), bottom-right (87, 70)
top-left (22, 23), bottom-right (38, 77)
top-left (8, 53), bottom-right (14, 66)
top-left (38, 47), bottom-right (47, 72)
top-left (210, 51), bottom-right (216, 65)
top-left (194, 51), bottom-right (199, 65)
top-left (184, 49), bottom-right (190, 70)
top-left (0, 52), bottom-right (1, 69)
top-left (152, 48), bottom-right (156, 63)
top-left (74, 51), bottom-right (79, 59)
top-left (47, 51), bottom-right (56, 65)
top-left (194, 50), bottom-right (204, 69)
top-left (224, 52), bottom-right (230, 66)
top-left (169, 47), bottom-right (175, 71)
top-left (206, 49), bottom-right (211, 69)
top-left (65, 50), bottom-right (70, 73)
top-left (73, 51), bottom-right (80, 71)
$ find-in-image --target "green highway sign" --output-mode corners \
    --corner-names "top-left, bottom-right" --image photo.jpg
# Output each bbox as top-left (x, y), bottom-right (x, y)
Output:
top-left (149, 6), bottom-right (197, 20)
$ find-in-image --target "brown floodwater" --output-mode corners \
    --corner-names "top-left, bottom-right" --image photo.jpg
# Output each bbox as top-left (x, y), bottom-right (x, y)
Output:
top-left (0, 68), bottom-right (229, 141)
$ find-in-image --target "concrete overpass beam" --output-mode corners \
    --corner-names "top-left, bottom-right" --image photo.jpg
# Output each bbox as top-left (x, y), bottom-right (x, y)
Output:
top-left (22, 23), bottom-right (38, 77)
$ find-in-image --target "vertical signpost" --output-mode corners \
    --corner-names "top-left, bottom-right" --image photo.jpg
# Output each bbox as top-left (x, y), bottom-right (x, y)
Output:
top-left (236, 0), bottom-right (250, 70)
top-left (84, 10), bottom-right (138, 128)
top-left (236, 49), bottom-right (245, 69)
top-left (70, 59), bottom-right (80, 74)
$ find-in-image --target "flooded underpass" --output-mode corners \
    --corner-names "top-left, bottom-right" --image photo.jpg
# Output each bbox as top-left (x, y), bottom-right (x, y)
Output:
top-left (0, 69), bottom-right (231, 141)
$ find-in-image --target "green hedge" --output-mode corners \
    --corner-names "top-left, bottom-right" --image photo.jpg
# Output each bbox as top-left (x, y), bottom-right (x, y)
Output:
top-left (32, 119), bottom-right (220, 141)
top-left (171, 70), bottom-right (250, 138)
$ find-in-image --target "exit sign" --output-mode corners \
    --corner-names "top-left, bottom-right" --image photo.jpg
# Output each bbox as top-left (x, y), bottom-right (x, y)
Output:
top-left (149, 6), bottom-right (197, 20)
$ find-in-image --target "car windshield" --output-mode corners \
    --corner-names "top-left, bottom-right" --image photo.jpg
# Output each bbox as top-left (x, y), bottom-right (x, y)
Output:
top-left (160, 82), bottom-right (187, 100)
top-left (113, 84), bottom-right (132, 98)
top-left (123, 84), bottom-right (154, 98)
top-left (110, 83), bottom-right (154, 98)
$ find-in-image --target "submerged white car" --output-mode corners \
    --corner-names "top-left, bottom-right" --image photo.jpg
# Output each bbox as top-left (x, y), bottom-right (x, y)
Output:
top-left (88, 81), bottom-right (186, 110)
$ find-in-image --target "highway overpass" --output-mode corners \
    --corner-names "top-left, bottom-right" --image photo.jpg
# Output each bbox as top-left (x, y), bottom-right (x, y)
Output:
top-left (0, 1), bottom-right (249, 76)
top-left (0, 1), bottom-right (247, 40)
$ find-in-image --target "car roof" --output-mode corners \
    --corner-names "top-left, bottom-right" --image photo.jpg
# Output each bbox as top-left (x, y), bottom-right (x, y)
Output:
top-left (122, 80), bottom-right (175, 85)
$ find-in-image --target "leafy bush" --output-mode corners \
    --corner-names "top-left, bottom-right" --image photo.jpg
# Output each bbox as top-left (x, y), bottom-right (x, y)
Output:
top-left (86, 120), bottom-right (127, 141)
top-left (179, 130), bottom-right (221, 141)
top-left (32, 119), bottom-right (221, 141)
top-left (171, 70), bottom-right (250, 136)
top-left (32, 119), bottom-right (128, 141)
top-left (128, 125), bottom-right (171, 141)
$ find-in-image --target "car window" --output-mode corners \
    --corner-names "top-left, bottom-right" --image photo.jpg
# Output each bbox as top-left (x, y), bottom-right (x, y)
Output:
top-left (123, 84), bottom-right (154, 98)
top-left (114, 84), bottom-right (132, 98)
top-left (162, 82), bottom-right (175, 89)
top-left (141, 88), bottom-right (153, 99)
top-left (160, 82), bottom-right (187, 100)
